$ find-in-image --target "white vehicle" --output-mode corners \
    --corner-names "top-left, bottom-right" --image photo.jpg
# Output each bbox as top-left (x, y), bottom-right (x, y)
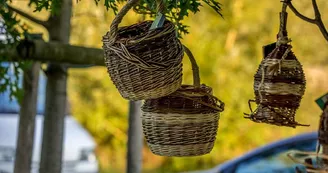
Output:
top-left (0, 63), bottom-right (99, 173)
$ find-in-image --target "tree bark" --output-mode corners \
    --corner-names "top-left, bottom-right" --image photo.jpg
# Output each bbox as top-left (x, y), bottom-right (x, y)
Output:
top-left (39, 0), bottom-right (72, 172)
top-left (1, 40), bottom-right (104, 66)
top-left (13, 62), bottom-right (40, 173)
top-left (126, 101), bottom-right (143, 173)
top-left (39, 64), bottom-right (67, 173)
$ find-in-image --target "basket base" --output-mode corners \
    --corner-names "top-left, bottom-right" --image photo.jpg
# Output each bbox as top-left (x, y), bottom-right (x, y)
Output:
top-left (120, 76), bottom-right (182, 101)
top-left (147, 142), bottom-right (214, 157)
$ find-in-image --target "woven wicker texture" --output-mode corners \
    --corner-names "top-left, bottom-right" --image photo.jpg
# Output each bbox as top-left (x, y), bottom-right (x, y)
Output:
top-left (245, 10), bottom-right (307, 128)
top-left (141, 46), bottom-right (224, 157)
top-left (102, 0), bottom-right (183, 101)
top-left (244, 44), bottom-right (307, 128)
top-left (319, 104), bottom-right (328, 145)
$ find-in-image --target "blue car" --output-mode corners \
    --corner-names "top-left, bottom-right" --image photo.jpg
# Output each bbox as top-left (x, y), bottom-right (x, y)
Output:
top-left (189, 132), bottom-right (318, 173)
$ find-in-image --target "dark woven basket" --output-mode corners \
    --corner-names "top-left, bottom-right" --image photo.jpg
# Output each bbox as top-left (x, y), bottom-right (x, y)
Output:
top-left (245, 11), bottom-right (307, 128)
top-left (141, 46), bottom-right (224, 157)
top-left (102, 0), bottom-right (183, 101)
top-left (319, 103), bottom-right (328, 145)
top-left (245, 43), bottom-right (306, 128)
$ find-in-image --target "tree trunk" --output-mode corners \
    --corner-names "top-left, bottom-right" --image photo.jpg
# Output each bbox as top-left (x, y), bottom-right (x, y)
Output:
top-left (126, 101), bottom-right (143, 173)
top-left (39, 0), bottom-right (72, 172)
top-left (13, 62), bottom-right (40, 173)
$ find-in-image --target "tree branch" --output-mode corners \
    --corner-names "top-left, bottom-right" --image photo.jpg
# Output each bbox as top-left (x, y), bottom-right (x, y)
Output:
top-left (286, 0), bottom-right (328, 42)
top-left (7, 5), bottom-right (48, 28)
top-left (312, 0), bottom-right (321, 19)
top-left (1, 40), bottom-right (105, 66)
top-left (286, 2), bottom-right (316, 24)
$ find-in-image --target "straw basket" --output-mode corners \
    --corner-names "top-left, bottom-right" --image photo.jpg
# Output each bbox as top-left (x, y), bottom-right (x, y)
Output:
top-left (102, 0), bottom-right (183, 101)
top-left (141, 46), bottom-right (224, 157)
top-left (245, 43), bottom-right (307, 128)
top-left (319, 103), bottom-right (328, 145)
top-left (245, 12), bottom-right (307, 128)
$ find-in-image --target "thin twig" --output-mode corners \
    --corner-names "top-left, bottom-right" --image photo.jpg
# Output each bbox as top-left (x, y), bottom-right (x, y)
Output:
top-left (311, 0), bottom-right (328, 41)
top-left (286, 2), bottom-right (316, 24)
top-left (286, 0), bottom-right (328, 42)
top-left (312, 0), bottom-right (321, 19)
top-left (7, 5), bottom-right (48, 28)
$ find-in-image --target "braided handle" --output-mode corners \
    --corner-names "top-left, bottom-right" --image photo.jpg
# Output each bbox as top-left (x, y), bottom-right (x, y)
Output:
top-left (183, 45), bottom-right (200, 87)
top-left (108, 0), bottom-right (140, 43)
top-left (108, 0), bottom-right (167, 43)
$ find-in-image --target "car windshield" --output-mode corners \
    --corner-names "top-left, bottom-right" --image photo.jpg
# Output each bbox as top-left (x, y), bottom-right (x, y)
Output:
top-left (0, 62), bottom-right (46, 114)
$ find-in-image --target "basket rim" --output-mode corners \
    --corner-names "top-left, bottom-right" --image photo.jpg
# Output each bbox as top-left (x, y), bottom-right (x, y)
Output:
top-left (104, 20), bottom-right (176, 46)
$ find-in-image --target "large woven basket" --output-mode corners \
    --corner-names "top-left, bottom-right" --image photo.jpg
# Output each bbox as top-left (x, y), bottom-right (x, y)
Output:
top-left (245, 12), bottom-right (307, 128)
top-left (102, 0), bottom-right (183, 101)
top-left (141, 46), bottom-right (224, 157)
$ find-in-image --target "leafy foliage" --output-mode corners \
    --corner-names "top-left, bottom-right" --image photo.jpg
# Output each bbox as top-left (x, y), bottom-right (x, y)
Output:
top-left (28, 0), bottom-right (62, 14)
top-left (25, 0), bottom-right (223, 35)
top-left (0, 6), bottom-right (30, 102)
top-left (133, 0), bottom-right (222, 35)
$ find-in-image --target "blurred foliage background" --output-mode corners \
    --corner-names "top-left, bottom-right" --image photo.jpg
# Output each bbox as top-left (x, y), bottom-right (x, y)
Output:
top-left (9, 0), bottom-right (328, 172)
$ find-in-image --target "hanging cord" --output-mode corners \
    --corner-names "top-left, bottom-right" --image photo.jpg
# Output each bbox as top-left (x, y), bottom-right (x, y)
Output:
top-left (257, 0), bottom-right (293, 104)
top-left (156, 0), bottom-right (165, 14)
top-left (277, 0), bottom-right (292, 46)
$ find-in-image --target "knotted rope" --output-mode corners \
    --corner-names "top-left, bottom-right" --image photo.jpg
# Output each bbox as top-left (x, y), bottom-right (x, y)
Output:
top-left (258, 46), bottom-right (292, 102)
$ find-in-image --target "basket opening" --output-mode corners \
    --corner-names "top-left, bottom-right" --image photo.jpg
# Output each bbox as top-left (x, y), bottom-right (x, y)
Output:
top-left (116, 20), bottom-right (173, 42)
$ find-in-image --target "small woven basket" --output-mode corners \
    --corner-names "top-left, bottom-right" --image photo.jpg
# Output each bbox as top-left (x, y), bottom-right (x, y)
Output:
top-left (141, 46), bottom-right (224, 157)
top-left (245, 12), bottom-right (307, 128)
top-left (102, 0), bottom-right (183, 101)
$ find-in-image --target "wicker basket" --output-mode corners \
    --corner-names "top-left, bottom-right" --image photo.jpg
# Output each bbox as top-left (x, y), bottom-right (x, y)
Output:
top-left (319, 103), bottom-right (328, 145)
top-left (141, 46), bottom-right (224, 157)
top-left (244, 11), bottom-right (307, 128)
top-left (102, 0), bottom-right (183, 101)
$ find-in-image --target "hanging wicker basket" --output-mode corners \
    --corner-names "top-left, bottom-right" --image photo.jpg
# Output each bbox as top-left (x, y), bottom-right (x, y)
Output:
top-left (245, 11), bottom-right (307, 128)
top-left (141, 46), bottom-right (224, 157)
top-left (102, 0), bottom-right (183, 101)
top-left (319, 103), bottom-right (328, 145)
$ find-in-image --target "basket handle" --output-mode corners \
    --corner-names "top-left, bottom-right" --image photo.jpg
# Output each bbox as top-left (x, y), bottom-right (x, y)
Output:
top-left (108, 0), bottom-right (166, 44)
top-left (180, 45), bottom-right (224, 112)
top-left (108, 0), bottom-right (140, 44)
top-left (183, 45), bottom-right (200, 88)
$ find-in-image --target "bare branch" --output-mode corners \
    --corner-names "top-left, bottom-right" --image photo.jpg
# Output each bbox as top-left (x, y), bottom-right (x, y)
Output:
top-left (287, 1), bottom-right (328, 42)
top-left (286, 2), bottom-right (316, 24)
top-left (7, 5), bottom-right (48, 28)
top-left (311, 0), bottom-right (321, 19)
top-left (310, 0), bottom-right (328, 41)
